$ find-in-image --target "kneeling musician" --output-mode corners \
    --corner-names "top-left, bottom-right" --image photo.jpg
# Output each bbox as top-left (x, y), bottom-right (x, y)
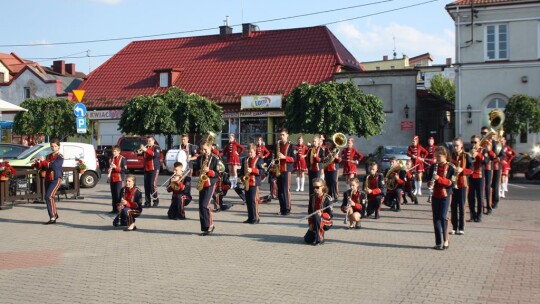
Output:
top-left (341, 177), bottom-right (366, 229)
top-left (304, 178), bottom-right (334, 246)
top-left (167, 162), bottom-right (192, 220)
top-left (383, 157), bottom-right (406, 212)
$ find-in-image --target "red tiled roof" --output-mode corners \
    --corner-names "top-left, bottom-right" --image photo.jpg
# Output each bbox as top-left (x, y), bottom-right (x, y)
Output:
top-left (0, 52), bottom-right (42, 75)
top-left (447, 0), bottom-right (539, 7)
top-left (79, 26), bottom-right (363, 109)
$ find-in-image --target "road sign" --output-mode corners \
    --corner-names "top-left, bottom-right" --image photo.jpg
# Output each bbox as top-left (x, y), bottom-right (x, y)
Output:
top-left (76, 117), bottom-right (87, 134)
top-left (74, 103), bottom-right (87, 117)
top-left (73, 90), bottom-right (85, 102)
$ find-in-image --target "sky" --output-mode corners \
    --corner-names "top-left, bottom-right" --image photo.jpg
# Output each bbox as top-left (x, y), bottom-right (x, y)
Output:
top-left (1, 0), bottom-right (456, 75)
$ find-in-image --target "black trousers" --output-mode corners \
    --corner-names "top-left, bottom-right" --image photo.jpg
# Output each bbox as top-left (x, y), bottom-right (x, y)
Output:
top-left (484, 170), bottom-right (492, 211)
top-left (308, 170), bottom-right (321, 197)
top-left (324, 170), bottom-right (338, 201)
top-left (168, 194), bottom-right (190, 219)
top-left (367, 195), bottom-right (383, 217)
top-left (384, 189), bottom-right (403, 210)
top-left (468, 177), bottom-right (484, 221)
top-left (491, 169), bottom-right (501, 208)
top-left (451, 187), bottom-right (466, 231)
top-left (144, 169), bottom-right (159, 206)
top-left (277, 172), bottom-right (292, 215)
top-left (431, 196), bottom-right (451, 246)
top-left (110, 181), bottom-right (123, 211)
top-left (246, 186), bottom-right (259, 221)
top-left (199, 184), bottom-right (216, 232)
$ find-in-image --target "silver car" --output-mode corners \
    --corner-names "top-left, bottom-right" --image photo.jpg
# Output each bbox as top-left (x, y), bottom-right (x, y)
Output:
top-left (365, 146), bottom-right (411, 173)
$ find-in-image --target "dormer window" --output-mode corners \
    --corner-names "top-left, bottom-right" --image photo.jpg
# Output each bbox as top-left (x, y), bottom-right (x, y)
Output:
top-left (159, 72), bottom-right (168, 87)
top-left (154, 68), bottom-right (182, 88)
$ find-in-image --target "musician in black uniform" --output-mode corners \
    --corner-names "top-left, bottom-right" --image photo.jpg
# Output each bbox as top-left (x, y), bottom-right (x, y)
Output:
top-left (108, 145), bottom-right (127, 213)
top-left (180, 133), bottom-right (199, 198)
top-left (364, 162), bottom-right (385, 219)
top-left (324, 138), bottom-right (341, 202)
top-left (383, 157), bottom-right (406, 212)
top-left (240, 144), bottom-right (265, 224)
top-left (304, 178), bottom-right (333, 246)
top-left (167, 162), bottom-right (192, 220)
top-left (275, 128), bottom-right (296, 215)
top-left (480, 127), bottom-right (496, 215)
top-left (33, 138), bottom-right (63, 225)
top-left (490, 133), bottom-right (505, 210)
top-left (194, 137), bottom-right (219, 235)
top-left (306, 135), bottom-right (324, 197)
top-left (113, 175), bottom-right (143, 231)
top-left (140, 136), bottom-right (161, 208)
top-left (341, 178), bottom-right (366, 229)
top-left (450, 137), bottom-right (473, 235)
top-left (468, 135), bottom-right (487, 223)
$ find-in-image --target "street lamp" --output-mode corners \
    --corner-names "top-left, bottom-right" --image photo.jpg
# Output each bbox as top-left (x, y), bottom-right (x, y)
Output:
top-left (467, 104), bottom-right (472, 124)
top-left (404, 104), bottom-right (409, 119)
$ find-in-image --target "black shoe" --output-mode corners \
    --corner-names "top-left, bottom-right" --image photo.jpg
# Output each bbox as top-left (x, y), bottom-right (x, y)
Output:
top-left (433, 245), bottom-right (444, 250)
top-left (374, 214), bottom-right (380, 219)
top-left (243, 219), bottom-right (251, 223)
top-left (394, 208), bottom-right (400, 212)
top-left (487, 209), bottom-right (493, 215)
top-left (143, 203), bottom-right (151, 208)
top-left (43, 219), bottom-right (57, 225)
top-left (108, 210), bottom-right (117, 214)
top-left (414, 199), bottom-right (419, 205)
top-left (477, 218), bottom-right (482, 222)
top-left (153, 204), bottom-right (159, 208)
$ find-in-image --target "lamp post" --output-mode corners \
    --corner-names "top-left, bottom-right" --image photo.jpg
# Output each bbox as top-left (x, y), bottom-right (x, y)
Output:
top-left (467, 104), bottom-right (472, 124)
top-left (404, 104), bottom-right (410, 119)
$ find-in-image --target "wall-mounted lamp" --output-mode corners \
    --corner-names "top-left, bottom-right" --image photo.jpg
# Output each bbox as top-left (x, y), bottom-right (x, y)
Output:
top-left (521, 76), bottom-right (528, 83)
top-left (467, 104), bottom-right (472, 124)
top-left (404, 104), bottom-right (410, 119)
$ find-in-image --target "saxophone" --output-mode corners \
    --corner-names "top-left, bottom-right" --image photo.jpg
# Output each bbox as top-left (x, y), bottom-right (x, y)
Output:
top-left (196, 153), bottom-right (210, 191)
top-left (364, 174), bottom-right (371, 193)
top-left (274, 140), bottom-right (281, 177)
top-left (242, 157), bottom-right (250, 191)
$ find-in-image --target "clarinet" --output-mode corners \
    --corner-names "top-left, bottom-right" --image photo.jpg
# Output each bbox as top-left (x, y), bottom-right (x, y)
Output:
top-left (344, 195), bottom-right (352, 224)
top-left (428, 162), bottom-right (439, 191)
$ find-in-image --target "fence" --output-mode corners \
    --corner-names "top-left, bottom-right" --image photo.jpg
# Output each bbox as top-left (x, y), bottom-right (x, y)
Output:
top-left (0, 167), bottom-right (82, 210)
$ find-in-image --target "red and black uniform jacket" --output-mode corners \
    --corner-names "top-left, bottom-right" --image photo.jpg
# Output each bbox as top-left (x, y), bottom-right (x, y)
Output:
top-left (404, 170), bottom-right (415, 192)
top-left (35, 152), bottom-right (64, 181)
top-left (383, 168), bottom-right (406, 193)
top-left (194, 154), bottom-right (219, 189)
top-left (167, 175), bottom-right (191, 196)
top-left (426, 144), bottom-right (438, 165)
top-left (492, 139), bottom-right (505, 171)
top-left (277, 141), bottom-right (296, 173)
top-left (340, 147), bottom-right (363, 164)
top-left (308, 193), bottom-right (334, 225)
top-left (502, 145), bottom-right (516, 166)
top-left (483, 144), bottom-right (497, 171)
top-left (240, 156), bottom-right (265, 187)
top-left (307, 146), bottom-right (324, 172)
top-left (144, 145), bottom-right (161, 172)
top-left (323, 148), bottom-right (342, 172)
top-left (341, 189), bottom-right (365, 213)
top-left (110, 155), bottom-right (127, 183)
top-left (450, 151), bottom-right (473, 188)
top-left (427, 162), bottom-right (455, 199)
top-left (120, 186), bottom-right (143, 212)
top-left (256, 144), bottom-right (271, 160)
top-left (221, 141), bottom-right (245, 159)
top-left (471, 151), bottom-right (486, 179)
top-left (363, 173), bottom-right (385, 200)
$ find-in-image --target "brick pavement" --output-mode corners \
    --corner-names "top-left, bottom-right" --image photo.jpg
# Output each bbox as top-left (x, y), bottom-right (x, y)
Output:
top-left (0, 178), bottom-right (538, 304)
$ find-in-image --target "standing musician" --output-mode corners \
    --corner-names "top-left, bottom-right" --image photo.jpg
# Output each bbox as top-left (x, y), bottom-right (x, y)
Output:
top-left (181, 133), bottom-right (199, 174)
top-left (256, 135), bottom-right (271, 160)
top-left (490, 132), bottom-right (505, 210)
top-left (240, 144), bottom-right (265, 224)
top-left (33, 138), bottom-right (63, 225)
top-left (407, 135), bottom-right (428, 196)
top-left (383, 157), bottom-right (406, 212)
top-left (304, 178), bottom-right (333, 246)
top-left (480, 127), bottom-right (496, 215)
top-left (425, 136), bottom-right (438, 202)
top-left (340, 137), bottom-right (363, 189)
top-left (276, 128), bottom-right (296, 216)
top-left (293, 135), bottom-right (309, 192)
top-left (221, 133), bottom-right (244, 189)
top-left (195, 137), bottom-right (220, 235)
top-left (427, 146), bottom-right (455, 250)
top-left (500, 136), bottom-right (515, 198)
top-left (167, 162), bottom-right (192, 220)
top-left (306, 135), bottom-right (324, 197)
top-left (449, 137), bottom-right (472, 235)
top-left (211, 144), bottom-right (234, 212)
top-left (108, 146), bottom-right (127, 214)
top-left (403, 159), bottom-right (419, 205)
top-left (468, 135), bottom-right (487, 223)
top-left (140, 136), bottom-right (161, 208)
top-left (341, 177), bottom-right (365, 229)
top-left (113, 175), bottom-right (143, 231)
top-left (364, 162), bottom-right (385, 219)
top-left (323, 138), bottom-right (341, 202)
top-left (267, 151), bottom-right (278, 200)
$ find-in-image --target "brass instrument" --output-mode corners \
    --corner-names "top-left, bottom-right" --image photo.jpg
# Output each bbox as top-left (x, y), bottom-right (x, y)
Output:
top-left (479, 109), bottom-right (505, 150)
top-left (170, 169), bottom-right (192, 191)
top-left (385, 163), bottom-right (403, 191)
top-left (196, 131), bottom-right (217, 191)
top-left (242, 157), bottom-right (250, 191)
top-left (135, 145), bottom-right (150, 154)
top-left (323, 133), bottom-right (347, 169)
top-left (273, 140), bottom-right (282, 177)
top-left (364, 174), bottom-right (372, 193)
top-left (454, 152), bottom-right (466, 189)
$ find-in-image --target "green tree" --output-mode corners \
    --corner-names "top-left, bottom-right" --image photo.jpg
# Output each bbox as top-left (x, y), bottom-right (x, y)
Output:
top-left (503, 94), bottom-right (540, 136)
top-left (284, 81), bottom-right (385, 138)
top-left (13, 97), bottom-right (86, 139)
top-left (429, 74), bottom-right (455, 104)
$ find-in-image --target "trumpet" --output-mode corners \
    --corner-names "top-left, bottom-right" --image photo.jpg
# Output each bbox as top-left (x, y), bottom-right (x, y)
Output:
top-left (135, 145), bottom-right (150, 154)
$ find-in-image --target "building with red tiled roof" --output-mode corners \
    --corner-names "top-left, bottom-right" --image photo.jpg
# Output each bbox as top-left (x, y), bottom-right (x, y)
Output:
top-left (78, 25), bottom-right (363, 146)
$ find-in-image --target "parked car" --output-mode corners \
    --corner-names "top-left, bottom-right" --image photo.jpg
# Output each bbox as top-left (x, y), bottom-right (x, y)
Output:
top-left (0, 144), bottom-right (30, 160)
top-left (364, 146), bottom-right (410, 173)
top-left (9, 142), bottom-right (101, 188)
top-left (117, 136), bottom-right (165, 172)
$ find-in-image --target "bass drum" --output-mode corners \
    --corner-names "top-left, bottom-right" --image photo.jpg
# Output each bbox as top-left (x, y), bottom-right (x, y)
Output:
top-left (166, 149), bottom-right (188, 173)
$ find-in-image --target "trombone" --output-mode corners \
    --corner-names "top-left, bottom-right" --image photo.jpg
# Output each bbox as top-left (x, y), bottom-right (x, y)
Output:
top-left (151, 169), bottom-right (191, 199)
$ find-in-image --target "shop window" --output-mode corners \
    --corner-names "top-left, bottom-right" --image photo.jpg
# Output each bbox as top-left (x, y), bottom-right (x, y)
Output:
top-left (240, 118), bottom-right (268, 146)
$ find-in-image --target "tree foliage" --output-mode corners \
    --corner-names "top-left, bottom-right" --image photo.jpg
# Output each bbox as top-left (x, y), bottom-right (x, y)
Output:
top-left (13, 97), bottom-right (86, 139)
top-left (429, 74), bottom-right (455, 104)
top-left (284, 81), bottom-right (385, 138)
top-left (503, 94), bottom-right (540, 135)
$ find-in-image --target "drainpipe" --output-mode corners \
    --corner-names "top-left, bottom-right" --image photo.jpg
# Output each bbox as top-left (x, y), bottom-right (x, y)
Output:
top-left (456, 6), bottom-right (462, 136)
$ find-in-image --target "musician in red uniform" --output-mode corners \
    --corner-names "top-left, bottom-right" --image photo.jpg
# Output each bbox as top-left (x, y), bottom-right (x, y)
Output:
top-left (403, 159), bottom-right (419, 205)
top-left (480, 127), bottom-right (497, 215)
top-left (364, 162), bottom-right (385, 219)
top-left (221, 133), bottom-right (244, 189)
top-left (293, 135), bottom-right (309, 192)
top-left (306, 135), bottom-right (324, 196)
top-left (449, 137), bottom-right (472, 235)
top-left (167, 162), bottom-right (192, 220)
top-left (33, 138), bottom-right (63, 225)
top-left (195, 137), bottom-right (220, 235)
top-left (341, 178), bottom-right (365, 229)
top-left (407, 135), bottom-right (428, 196)
top-left (500, 136), bottom-right (515, 198)
top-left (256, 136), bottom-right (271, 159)
top-left (340, 137), bottom-right (363, 189)
top-left (275, 129), bottom-right (296, 215)
top-left (140, 136), bottom-right (161, 208)
top-left (425, 137), bottom-right (437, 202)
top-left (427, 146), bottom-right (455, 250)
top-left (108, 146), bottom-right (127, 213)
top-left (468, 135), bottom-right (487, 223)
top-left (113, 175), bottom-right (143, 231)
top-left (304, 178), bottom-right (333, 246)
top-left (211, 144), bottom-right (234, 212)
top-left (240, 144), bottom-right (265, 224)
top-left (324, 138), bottom-right (342, 202)
top-left (383, 157), bottom-right (406, 212)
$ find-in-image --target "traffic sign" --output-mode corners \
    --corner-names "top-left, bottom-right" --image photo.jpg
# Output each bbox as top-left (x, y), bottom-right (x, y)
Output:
top-left (73, 90), bottom-right (85, 102)
top-left (74, 103), bottom-right (87, 117)
top-left (76, 117), bottom-right (87, 134)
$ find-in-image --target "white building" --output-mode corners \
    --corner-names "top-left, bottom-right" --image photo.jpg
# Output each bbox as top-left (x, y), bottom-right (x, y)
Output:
top-left (446, 0), bottom-right (540, 152)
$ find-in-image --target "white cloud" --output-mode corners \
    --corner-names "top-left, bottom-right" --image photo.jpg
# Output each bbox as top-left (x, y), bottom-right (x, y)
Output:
top-left (90, 0), bottom-right (124, 4)
top-left (30, 39), bottom-right (53, 48)
top-left (333, 21), bottom-right (455, 64)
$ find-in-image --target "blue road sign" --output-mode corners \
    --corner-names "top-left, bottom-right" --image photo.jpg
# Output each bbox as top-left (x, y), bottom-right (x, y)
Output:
top-left (74, 103), bottom-right (87, 117)
top-left (76, 117), bottom-right (87, 134)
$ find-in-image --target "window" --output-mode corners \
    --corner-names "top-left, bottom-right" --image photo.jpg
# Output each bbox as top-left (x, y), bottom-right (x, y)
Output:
top-left (0, 72), bottom-right (5, 83)
top-left (376, 67), bottom-right (381, 71)
top-left (390, 66), bottom-right (395, 69)
top-left (485, 24), bottom-right (508, 60)
top-left (24, 87), bottom-right (31, 99)
top-left (520, 130), bottom-right (528, 143)
top-left (159, 72), bottom-right (168, 88)
top-left (487, 98), bottom-right (507, 109)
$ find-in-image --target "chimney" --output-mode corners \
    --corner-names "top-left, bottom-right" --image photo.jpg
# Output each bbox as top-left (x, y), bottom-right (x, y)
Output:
top-left (383, 55), bottom-right (388, 61)
top-left (219, 25), bottom-right (233, 38)
top-left (52, 60), bottom-right (65, 74)
top-left (242, 23), bottom-right (257, 37)
top-left (446, 58), bottom-right (452, 66)
top-left (65, 63), bottom-right (76, 75)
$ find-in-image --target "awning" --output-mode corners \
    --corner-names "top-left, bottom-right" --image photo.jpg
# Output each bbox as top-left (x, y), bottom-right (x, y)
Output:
top-left (0, 98), bottom-right (28, 113)
top-left (0, 121), bottom-right (13, 129)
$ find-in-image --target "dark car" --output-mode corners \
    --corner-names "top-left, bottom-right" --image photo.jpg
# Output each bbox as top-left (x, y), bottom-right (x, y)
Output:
top-left (0, 144), bottom-right (30, 160)
top-left (364, 146), bottom-right (410, 173)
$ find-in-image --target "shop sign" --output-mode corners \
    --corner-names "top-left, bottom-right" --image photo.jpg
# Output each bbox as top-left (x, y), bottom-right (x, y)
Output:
top-left (401, 121), bottom-right (414, 131)
top-left (241, 95), bottom-right (282, 109)
top-left (88, 110), bottom-right (124, 120)
top-left (239, 111), bottom-right (285, 117)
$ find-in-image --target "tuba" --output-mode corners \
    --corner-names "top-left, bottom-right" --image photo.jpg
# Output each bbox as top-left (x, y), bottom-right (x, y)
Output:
top-left (385, 163), bottom-right (403, 191)
top-left (479, 109), bottom-right (505, 150)
top-left (323, 133), bottom-right (346, 168)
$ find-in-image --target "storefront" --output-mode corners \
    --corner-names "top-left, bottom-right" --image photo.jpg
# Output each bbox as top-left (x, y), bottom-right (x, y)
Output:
top-left (0, 121), bottom-right (13, 143)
